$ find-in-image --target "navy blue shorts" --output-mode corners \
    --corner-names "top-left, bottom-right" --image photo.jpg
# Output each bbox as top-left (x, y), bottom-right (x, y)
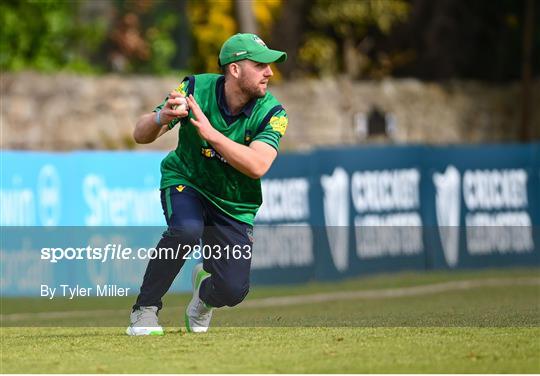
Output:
top-left (134, 185), bottom-right (253, 310)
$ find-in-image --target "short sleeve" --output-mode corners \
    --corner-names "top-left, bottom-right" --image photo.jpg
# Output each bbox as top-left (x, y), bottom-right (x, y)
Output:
top-left (252, 109), bottom-right (288, 152)
top-left (152, 77), bottom-right (193, 130)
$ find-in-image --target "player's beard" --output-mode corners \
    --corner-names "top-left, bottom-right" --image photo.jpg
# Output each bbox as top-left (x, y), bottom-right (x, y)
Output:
top-left (238, 74), bottom-right (266, 99)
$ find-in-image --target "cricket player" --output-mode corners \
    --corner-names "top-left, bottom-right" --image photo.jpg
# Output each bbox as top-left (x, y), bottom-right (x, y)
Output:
top-left (126, 33), bottom-right (288, 335)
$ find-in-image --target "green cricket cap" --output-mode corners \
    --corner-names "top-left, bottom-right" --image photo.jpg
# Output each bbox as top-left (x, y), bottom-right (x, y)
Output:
top-left (219, 33), bottom-right (287, 66)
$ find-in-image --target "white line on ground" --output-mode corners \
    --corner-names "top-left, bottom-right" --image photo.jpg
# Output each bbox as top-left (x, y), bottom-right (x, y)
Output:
top-left (240, 277), bottom-right (540, 308)
top-left (1, 277), bottom-right (539, 322)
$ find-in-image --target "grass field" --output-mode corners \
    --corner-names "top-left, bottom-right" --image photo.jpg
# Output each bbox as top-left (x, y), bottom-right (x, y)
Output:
top-left (1, 267), bottom-right (539, 373)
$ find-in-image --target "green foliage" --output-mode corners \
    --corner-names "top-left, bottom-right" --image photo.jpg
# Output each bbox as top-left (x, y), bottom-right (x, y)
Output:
top-left (298, 34), bottom-right (337, 76)
top-left (187, 0), bottom-right (283, 75)
top-left (310, 0), bottom-right (408, 35)
top-left (0, 0), bottom-right (533, 81)
top-left (0, 0), bottom-right (106, 73)
top-left (146, 26), bottom-right (177, 74)
top-left (0, 0), bottom-right (180, 75)
top-left (253, 0), bottom-right (282, 38)
top-left (138, 13), bottom-right (178, 74)
top-left (187, 0), bottom-right (236, 74)
top-left (111, 1), bottom-right (181, 75)
top-left (299, 0), bottom-right (410, 78)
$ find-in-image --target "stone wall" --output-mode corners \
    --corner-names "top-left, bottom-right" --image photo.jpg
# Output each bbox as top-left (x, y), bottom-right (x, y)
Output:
top-left (1, 72), bottom-right (538, 152)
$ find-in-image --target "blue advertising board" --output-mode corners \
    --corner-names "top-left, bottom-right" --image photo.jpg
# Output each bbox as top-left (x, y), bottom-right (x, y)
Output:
top-left (423, 145), bottom-right (540, 269)
top-left (1, 144), bottom-right (539, 296)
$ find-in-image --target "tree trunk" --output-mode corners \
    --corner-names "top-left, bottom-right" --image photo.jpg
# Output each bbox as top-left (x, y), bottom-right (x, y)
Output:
top-left (343, 35), bottom-right (360, 79)
top-left (270, 0), bottom-right (310, 78)
top-left (520, 0), bottom-right (534, 142)
top-left (235, 0), bottom-right (257, 34)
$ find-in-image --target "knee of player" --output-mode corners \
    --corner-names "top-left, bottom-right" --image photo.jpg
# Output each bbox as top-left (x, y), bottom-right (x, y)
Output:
top-left (221, 281), bottom-right (250, 307)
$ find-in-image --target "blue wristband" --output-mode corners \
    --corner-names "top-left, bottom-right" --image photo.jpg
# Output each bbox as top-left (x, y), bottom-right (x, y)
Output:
top-left (155, 110), bottom-right (162, 126)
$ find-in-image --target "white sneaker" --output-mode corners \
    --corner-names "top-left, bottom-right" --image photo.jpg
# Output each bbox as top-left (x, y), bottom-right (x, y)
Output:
top-left (185, 263), bottom-right (213, 333)
top-left (126, 306), bottom-right (164, 336)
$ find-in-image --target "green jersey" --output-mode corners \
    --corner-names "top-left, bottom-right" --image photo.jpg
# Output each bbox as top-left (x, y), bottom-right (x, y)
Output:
top-left (154, 73), bottom-right (288, 225)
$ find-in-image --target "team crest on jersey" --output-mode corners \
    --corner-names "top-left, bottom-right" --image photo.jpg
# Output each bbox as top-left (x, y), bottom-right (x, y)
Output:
top-left (202, 148), bottom-right (214, 158)
top-left (269, 116), bottom-right (288, 136)
top-left (175, 81), bottom-right (188, 97)
top-left (252, 35), bottom-right (267, 47)
top-left (201, 147), bottom-right (228, 164)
